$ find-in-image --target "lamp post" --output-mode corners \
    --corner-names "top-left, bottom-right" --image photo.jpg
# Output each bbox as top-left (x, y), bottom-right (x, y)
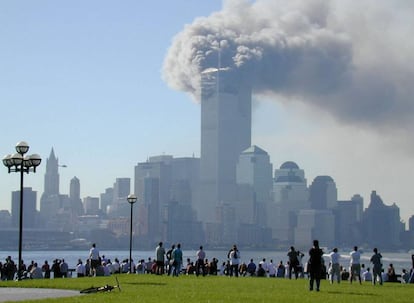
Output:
top-left (3, 141), bottom-right (41, 280)
top-left (127, 194), bottom-right (137, 273)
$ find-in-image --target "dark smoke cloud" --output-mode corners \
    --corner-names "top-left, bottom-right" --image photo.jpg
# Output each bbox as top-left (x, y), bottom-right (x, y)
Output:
top-left (163, 0), bottom-right (414, 132)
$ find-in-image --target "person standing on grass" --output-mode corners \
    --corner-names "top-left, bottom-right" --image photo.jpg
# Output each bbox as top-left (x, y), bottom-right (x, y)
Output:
top-left (228, 244), bottom-right (240, 277)
top-left (172, 243), bottom-right (183, 277)
top-left (308, 239), bottom-right (324, 291)
top-left (329, 248), bottom-right (341, 284)
top-left (89, 243), bottom-right (100, 277)
top-left (196, 245), bottom-right (206, 276)
top-left (370, 248), bottom-right (383, 285)
top-left (349, 246), bottom-right (362, 284)
top-left (155, 242), bottom-right (166, 275)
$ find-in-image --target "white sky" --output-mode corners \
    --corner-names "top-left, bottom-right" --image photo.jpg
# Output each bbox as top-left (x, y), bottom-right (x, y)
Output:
top-left (1, 0), bottom-right (413, 224)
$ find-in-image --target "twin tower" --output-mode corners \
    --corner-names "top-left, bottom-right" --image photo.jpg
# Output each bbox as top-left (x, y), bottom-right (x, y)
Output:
top-left (198, 67), bottom-right (252, 222)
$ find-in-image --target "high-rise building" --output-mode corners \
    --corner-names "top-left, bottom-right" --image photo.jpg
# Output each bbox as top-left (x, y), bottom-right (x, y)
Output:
top-left (42, 148), bottom-right (59, 196)
top-left (69, 176), bottom-right (84, 216)
top-left (40, 148), bottom-right (61, 223)
top-left (309, 176), bottom-right (337, 210)
top-left (83, 196), bottom-right (100, 215)
top-left (198, 68), bottom-right (252, 223)
top-left (269, 161), bottom-right (309, 244)
top-left (362, 191), bottom-right (403, 249)
top-left (101, 188), bottom-right (114, 215)
top-left (335, 194), bottom-right (364, 246)
top-left (11, 187), bottom-right (37, 228)
top-left (236, 145), bottom-right (273, 204)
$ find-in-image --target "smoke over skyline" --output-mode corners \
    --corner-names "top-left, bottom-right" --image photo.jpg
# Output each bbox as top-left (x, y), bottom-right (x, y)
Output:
top-left (163, 0), bottom-right (414, 138)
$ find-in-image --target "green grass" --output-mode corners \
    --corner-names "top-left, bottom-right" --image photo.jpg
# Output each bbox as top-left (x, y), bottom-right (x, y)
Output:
top-left (1, 275), bottom-right (414, 303)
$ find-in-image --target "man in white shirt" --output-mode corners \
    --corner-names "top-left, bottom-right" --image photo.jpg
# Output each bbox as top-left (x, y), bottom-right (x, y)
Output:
top-left (196, 246), bottom-right (206, 276)
top-left (362, 267), bottom-right (372, 282)
top-left (89, 243), bottom-right (100, 276)
top-left (329, 248), bottom-right (341, 284)
top-left (349, 246), bottom-right (362, 284)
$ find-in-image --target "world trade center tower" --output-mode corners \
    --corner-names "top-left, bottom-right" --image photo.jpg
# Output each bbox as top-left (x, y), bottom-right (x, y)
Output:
top-left (198, 67), bottom-right (252, 223)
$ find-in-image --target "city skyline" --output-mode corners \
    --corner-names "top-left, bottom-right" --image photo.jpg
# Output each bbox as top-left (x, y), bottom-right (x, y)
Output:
top-left (1, 0), bottom-right (414, 223)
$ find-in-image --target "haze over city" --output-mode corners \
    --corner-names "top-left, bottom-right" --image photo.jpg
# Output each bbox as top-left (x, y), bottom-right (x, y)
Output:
top-left (1, 0), bottom-right (414, 224)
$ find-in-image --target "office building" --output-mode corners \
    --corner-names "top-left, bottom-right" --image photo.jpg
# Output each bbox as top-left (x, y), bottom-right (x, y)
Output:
top-left (198, 68), bottom-right (252, 223)
top-left (269, 161), bottom-right (309, 244)
top-left (11, 187), bottom-right (37, 228)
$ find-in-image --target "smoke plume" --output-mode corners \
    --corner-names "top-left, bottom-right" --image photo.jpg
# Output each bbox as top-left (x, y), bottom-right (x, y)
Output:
top-left (163, 0), bottom-right (414, 133)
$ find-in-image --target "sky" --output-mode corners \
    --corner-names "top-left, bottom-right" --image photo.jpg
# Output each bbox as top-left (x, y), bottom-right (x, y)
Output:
top-left (1, 0), bottom-right (414, 223)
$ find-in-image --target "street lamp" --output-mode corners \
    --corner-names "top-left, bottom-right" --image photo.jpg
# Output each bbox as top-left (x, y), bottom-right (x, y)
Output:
top-left (127, 194), bottom-right (137, 273)
top-left (3, 141), bottom-right (41, 280)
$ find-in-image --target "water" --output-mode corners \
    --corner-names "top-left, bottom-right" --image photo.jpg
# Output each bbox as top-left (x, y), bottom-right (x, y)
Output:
top-left (0, 249), bottom-right (412, 275)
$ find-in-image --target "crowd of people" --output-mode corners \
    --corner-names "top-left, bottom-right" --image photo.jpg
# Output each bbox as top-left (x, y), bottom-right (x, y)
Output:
top-left (2, 241), bottom-right (414, 287)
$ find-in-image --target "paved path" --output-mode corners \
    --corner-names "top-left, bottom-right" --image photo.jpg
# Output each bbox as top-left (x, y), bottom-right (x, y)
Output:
top-left (0, 287), bottom-right (82, 302)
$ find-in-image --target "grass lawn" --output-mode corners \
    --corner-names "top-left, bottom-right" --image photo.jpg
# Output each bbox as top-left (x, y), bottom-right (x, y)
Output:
top-left (1, 275), bottom-right (414, 303)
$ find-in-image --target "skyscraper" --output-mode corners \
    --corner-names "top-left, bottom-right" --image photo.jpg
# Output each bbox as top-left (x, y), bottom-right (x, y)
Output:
top-left (40, 148), bottom-right (61, 222)
top-left (198, 68), bottom-right (252, 222)
top-left (69, 177), bottom-right (84, 215)
top-left (11, 187), bottom-right (37, 228)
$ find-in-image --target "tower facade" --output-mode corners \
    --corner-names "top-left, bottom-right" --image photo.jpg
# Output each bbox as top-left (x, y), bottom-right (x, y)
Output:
top-left (12, 187), bottom-right (37, 228)
top-left (43, 148), bottom-right (59, 196)
top-left (198, 68), bottom-right (252, 222)
top-left (70, 177), bottom-right (84, 215)
top-left (39, 148), bottom-right (61, 223)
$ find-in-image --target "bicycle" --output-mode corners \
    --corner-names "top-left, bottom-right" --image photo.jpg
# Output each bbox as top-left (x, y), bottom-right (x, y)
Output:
top-left (80, 277), bottom-right (121, 294)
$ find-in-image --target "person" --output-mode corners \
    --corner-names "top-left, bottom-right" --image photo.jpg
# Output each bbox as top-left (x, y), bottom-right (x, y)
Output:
top-left (387, 263), bottom-right (398, 282)
top-left (228, 244), bottom-right (240, 277)
top-left (29, 263), bottom-right (43, 279)
top-left (172, 243), bottom-right (183, 276)
top-left (245, 259), bottom-right (256, 276)
top-left (257, 263), bottom-right (266, 277)
top-left (341, 267), bottom-right (350, 281)
top-left (41, 260), bottom-right (51, 279)
top-left (4, 256), bottom-right (16, 281)
top-left (112, 258), bottom-right (120, 274)
top-left (136, 259), bottom-right (146, 274)
top-left (268, 260), bottom-right (276, 277)
top-left (401, 269), bottom-right (410, 283)
top-left (102, 261), bottom-right (111, 276)
top-left (60, 259), bottom-right (68, 278)
top-left (370, 248), bottom-right (383, 285)
top-left (329, 248), bottom-right (341, 284)
top-left (308, 239), bottom-right (324, 291)
top-left (259, 258), bottom-right (268, 277)
top-left (51, 259), bottom-right (61, 278)
top-left (296, 251), bottom-right (305, 278)
top-left (76, 259), bottom-right (86, 278)
top-left (209, 258), bottom-right (218, 275)
top-left (276, 261), bottom-right (285, 278)
top-left (166, 244), bottom-right (175, 275)
top-left (287, 246), bottom-right (300, 279)
top-left (196, 245), bottom-right (206, 276)
top-left (349, 246), bottom-right (362, 284)
top-left (362, 267), bottom-right (373, 282)
top-left (89, 243), bottom-right (100, 276)
top-left (239, 262), bottom-right (247, 276)
top-left (155, 242), bottom-right (166, 275)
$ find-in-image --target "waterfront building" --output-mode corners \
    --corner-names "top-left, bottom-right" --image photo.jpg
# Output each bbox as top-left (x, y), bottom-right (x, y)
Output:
top-left (269, 161), bottom-right (309, 245)
top-left (309, 176), bottom-right (337, 210)
top-left (362, 191), bottom-right (403, 249)
top-left (39, 148), bottom-right (61, 223)
top-left (198, 68), bottom-right (252, 223)
top-left (69, 176), bottom-right (84, 216)
top-left (335, 194), bottom-right (364, 247)
top-left (11, 187), bottom-right (37, 228)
